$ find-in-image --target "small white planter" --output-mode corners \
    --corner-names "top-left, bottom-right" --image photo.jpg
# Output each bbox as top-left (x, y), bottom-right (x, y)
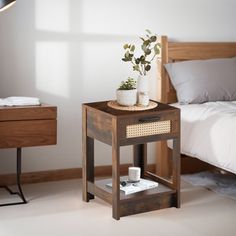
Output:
top-left (116, 89), bottom-right (137, 106)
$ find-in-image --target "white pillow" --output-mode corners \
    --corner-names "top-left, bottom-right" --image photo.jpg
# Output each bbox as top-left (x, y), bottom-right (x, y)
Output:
top-left (164, 57), bottom-right (236, 104)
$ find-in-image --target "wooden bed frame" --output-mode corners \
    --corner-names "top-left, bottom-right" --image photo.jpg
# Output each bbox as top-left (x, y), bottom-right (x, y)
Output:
top-left (156, 36), bottom-right (236, 176)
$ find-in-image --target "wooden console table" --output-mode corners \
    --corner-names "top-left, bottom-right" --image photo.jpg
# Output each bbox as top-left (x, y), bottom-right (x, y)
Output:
top-left (0, 104), bottom-right (57, 206)
top-left (82, 100), bottom-right (180, 220)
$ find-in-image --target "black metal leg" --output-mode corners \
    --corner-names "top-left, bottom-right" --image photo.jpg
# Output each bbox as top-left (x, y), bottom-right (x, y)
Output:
top-left (0, 148), bottom-right (27, 207)
top-left (16, 148), bottom-right (27, 203)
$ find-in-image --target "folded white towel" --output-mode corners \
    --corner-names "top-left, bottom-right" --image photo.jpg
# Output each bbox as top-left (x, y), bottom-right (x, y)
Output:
top-left (0, 96), bottom-right (41, 106)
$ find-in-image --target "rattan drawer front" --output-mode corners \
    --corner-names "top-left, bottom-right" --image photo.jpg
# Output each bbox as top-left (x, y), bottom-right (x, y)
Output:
top-left (126, 120), bottom-right (171, 138)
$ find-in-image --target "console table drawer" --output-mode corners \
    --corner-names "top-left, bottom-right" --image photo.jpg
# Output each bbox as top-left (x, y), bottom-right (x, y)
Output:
top-left (0, 104), bottom-right (57, 148)
top-left (0, 120), bottom-right (57, 148)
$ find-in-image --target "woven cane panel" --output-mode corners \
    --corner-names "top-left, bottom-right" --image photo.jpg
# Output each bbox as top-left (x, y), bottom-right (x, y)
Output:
top-left (126, 120), bottom-right (171, 138)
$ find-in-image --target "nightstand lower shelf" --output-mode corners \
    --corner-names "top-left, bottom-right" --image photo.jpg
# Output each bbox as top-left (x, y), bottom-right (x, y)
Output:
top-left (87, 177), bottom-right (177, 217)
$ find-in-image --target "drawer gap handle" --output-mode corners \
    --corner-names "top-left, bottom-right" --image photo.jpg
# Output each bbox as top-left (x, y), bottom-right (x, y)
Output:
top-left (139, 116), bottom-right (161, 122)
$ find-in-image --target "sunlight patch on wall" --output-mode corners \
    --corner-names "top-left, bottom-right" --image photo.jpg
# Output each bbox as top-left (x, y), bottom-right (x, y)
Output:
top-left (81, 41), bottom-right (125, 101)
top-left (35, 0), bottom-right (70, 32)
top-left (36, 42), bottom-right (69, 97)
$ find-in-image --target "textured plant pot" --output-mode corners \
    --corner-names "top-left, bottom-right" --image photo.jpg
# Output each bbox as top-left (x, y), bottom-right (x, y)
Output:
top-left (116, 89), bottom-right (137, 106)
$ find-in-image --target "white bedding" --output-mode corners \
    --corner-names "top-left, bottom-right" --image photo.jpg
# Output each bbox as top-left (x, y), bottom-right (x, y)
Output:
top-left (171, 101), bottom-right (236, 174)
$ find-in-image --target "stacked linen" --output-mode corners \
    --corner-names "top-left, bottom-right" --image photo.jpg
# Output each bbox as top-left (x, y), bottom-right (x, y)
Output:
top-left (0, 97), bottom-right (41, 106)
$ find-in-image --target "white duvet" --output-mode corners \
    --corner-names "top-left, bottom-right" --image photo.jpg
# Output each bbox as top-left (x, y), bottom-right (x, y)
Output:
top-left (172, 101), bottom-right (236, 174)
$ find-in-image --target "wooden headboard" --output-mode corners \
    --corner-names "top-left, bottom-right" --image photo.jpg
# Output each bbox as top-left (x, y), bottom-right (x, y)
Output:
top-left (157, 36), bottom-right (236, 104)
top-left (156, 36), bottom-right (236, 177)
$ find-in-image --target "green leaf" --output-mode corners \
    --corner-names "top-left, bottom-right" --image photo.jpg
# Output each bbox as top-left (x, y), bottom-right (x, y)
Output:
top-left (145, 65), bottom-right (151, 71)
top-left (130, 45), bottom-right (135, 52)
top-left (150, 36), bottom-right (157, 42)
top-left (123, 44), bottom-right (129, 49)
top-left (146, 49), bottom-right (151, 55)
top-left (154, 44), bottom-right (160, 55)
top-left (133, 65), bottom-right (139, 71)
top-left (125, 51), bottom-right (130, 57)
top-left (143, 39), bottom-right (151, 46)
top-left (140, 55), bottom-right (145, 61)
top-left (141, 44), bottom-right (147, 52)
top-left (135, 58), bottom-right (140, 64)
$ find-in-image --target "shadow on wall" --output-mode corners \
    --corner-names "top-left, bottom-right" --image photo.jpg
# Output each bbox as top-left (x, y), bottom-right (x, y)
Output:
top-left (0, 0), bottom-right (142, 173)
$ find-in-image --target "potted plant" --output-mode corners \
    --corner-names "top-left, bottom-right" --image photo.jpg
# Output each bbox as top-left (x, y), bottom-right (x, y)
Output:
top-left (116, 77), bottom-right (137, 106)
top-left (122, 29), bottom-right (161, 106)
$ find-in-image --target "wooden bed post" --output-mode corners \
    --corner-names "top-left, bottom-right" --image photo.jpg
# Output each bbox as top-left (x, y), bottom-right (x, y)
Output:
top-left (157, 35), bottom-right (168, 103)
top-left (156, 36), bottom-right (172, 177)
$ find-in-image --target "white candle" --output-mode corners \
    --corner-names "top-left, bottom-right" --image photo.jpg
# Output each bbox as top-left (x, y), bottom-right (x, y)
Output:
top-left (128, 167), bottom-right (141, 182)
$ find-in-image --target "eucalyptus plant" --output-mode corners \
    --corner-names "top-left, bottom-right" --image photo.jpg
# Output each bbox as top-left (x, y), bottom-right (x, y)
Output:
top-left (118, 77), bottom-right (137, 90)
top-left (122, 29), bottom-right (161, 76)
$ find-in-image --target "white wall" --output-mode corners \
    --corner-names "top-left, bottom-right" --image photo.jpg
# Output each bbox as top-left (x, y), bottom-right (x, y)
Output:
top-left (0, 0), bottom-right (236, 173)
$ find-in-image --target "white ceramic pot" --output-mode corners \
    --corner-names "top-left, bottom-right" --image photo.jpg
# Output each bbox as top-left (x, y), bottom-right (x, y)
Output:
top-left (116, 89), bottom-right (137, 106)
top-left (137, 75), bottom-right (149, 93)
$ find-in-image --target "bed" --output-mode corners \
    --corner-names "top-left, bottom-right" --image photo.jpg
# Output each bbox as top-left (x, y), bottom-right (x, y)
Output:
top-left (156, 36), bottom-right (236, 176)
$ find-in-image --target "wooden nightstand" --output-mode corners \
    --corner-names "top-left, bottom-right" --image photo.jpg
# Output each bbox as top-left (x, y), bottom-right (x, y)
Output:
top-left (82, 100), bottom-right (180, 220)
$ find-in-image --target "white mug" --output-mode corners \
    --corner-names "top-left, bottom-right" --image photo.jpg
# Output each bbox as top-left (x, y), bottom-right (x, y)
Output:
top-left (128, 167), bottom-right (141, 182)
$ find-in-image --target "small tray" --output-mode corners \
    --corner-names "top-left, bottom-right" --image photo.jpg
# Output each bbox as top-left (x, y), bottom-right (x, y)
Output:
top-left (107, 100), bottom-right (158, 111)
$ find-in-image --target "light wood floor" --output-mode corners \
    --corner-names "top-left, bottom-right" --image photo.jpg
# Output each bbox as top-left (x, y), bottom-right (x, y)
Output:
top-left (0, 179), bottom-right (235, 236)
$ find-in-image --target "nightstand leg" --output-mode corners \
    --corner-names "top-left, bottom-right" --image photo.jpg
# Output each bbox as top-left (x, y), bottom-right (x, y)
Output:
top-left (112, 143), bottom-right (120, 220)
top-left (82, 106), bottom-right (95, 202)
top-left (173, 138), bottom-right (181, 208)
top-left (133, 144), bottom-right (147, 178)
top-left (82, 136), bottom-right (94, 202)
